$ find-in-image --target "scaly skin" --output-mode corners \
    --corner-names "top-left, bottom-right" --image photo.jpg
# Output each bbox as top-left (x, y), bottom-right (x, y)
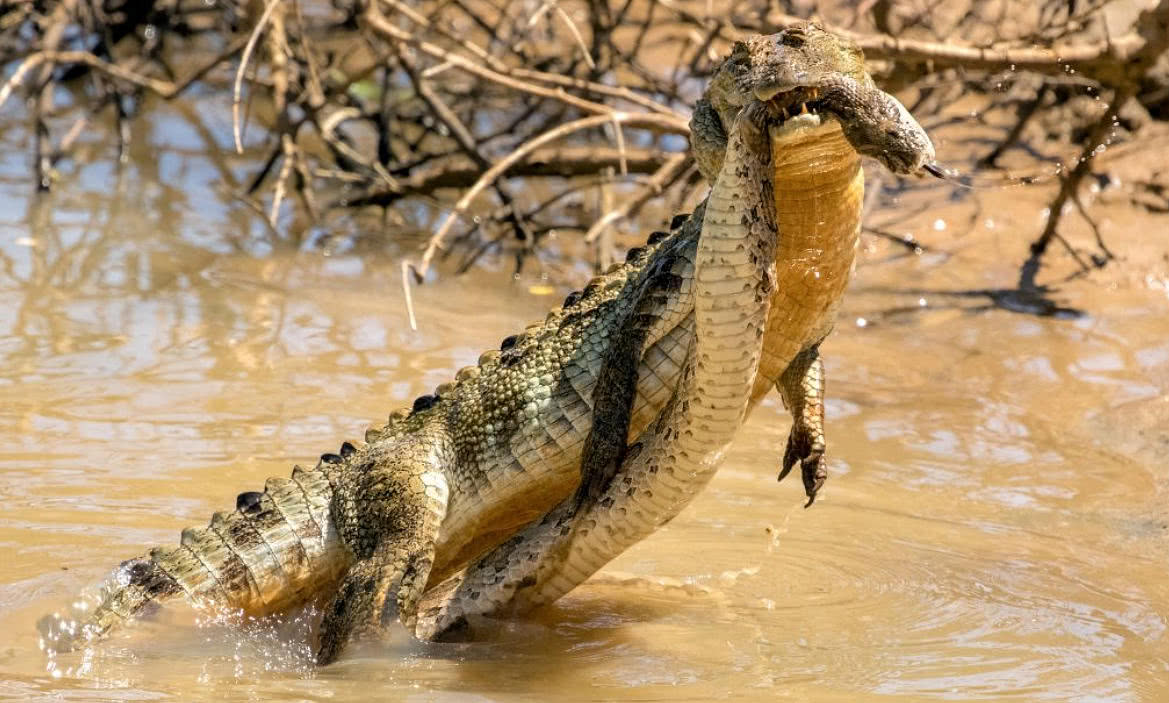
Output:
top-left (416, 102), bottom-right (781, 635)
top-left (37, 23), bottom-right (935, 664)
top-left (414, 75), bottom-right (936, 635)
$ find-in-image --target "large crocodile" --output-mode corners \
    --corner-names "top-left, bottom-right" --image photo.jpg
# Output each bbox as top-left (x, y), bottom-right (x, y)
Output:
top-left (37, 23), bottom-right (935, 664)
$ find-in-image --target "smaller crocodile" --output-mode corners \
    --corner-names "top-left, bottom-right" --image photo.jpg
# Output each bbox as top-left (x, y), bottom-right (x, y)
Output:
top-left (416, 49), bottom-right (936, 638)
top-left (37, 24), bottom-right (935, 664)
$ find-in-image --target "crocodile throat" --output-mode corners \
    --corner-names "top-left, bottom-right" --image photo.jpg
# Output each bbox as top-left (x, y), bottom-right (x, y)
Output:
top-left (751, 117), bottom-right (863, 403)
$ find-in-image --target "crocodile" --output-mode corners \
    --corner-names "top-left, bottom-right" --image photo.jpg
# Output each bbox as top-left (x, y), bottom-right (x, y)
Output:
top-left (37, 23), bottom-right (935, 665)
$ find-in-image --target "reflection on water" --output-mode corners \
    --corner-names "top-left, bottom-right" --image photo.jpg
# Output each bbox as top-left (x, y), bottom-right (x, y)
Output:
top-left (2, 94), bottom-right (1169, 702)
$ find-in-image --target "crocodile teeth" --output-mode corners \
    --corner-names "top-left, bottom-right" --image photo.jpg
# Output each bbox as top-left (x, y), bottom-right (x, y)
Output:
top-left (799, 102), bottom-right (808, 115)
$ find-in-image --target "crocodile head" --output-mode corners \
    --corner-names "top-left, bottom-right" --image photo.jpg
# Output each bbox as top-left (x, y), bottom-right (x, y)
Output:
top-left (695, 23), bottom-right (935, 178)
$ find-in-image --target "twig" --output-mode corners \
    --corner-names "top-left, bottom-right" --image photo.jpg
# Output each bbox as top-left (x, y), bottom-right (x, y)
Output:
top-left (365, 3), bottom-right (689, 128)
top-left (337, 146), bottom-right (671, 207)
top-left (233, 0), bottom-right (283, 154)
top-left (767, 10), bottom-right (1147, 85)
top-left (583, 151), bottom-right (691, 242)
top-left (1019, 84), bottom-right (1134, 290)
top-left (0, 39), bottom-right (247, 110)
top-left (270, 133), bottom-right (296, 226)
top-left (409, 111), bottom-right (686, 279)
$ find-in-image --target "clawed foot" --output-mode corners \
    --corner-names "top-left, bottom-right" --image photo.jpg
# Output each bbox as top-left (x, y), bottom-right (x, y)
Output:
top-left (778, 425), bottom-right (826, 507)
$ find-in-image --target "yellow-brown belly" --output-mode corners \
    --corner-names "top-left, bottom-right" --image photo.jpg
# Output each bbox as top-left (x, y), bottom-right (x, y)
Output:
top-left (751, 118), bottom-right (863, 404)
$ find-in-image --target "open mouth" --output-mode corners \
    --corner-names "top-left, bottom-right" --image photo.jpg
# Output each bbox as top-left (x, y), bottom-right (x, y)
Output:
top-left (755, 86), bottom-right (826, 125)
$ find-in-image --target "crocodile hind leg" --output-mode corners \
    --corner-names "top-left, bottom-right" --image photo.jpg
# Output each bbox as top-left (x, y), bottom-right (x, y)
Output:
top-left (776, 344), bottom-right (828, 505)
top-left (316, 434), bottom-right (451, 664)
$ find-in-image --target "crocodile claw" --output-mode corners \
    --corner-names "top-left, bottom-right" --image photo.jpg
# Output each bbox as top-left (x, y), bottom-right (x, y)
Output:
top-left (779, 428), bottom-right (826, 507)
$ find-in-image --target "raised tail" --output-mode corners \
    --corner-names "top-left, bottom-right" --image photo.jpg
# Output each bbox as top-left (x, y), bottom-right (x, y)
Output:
top-left (38, 463), bottom-right (348, 654)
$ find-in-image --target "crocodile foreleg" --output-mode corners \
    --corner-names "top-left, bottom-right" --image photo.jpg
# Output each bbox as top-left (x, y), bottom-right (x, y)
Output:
top-left (776, 344), bottom-right (828, 505)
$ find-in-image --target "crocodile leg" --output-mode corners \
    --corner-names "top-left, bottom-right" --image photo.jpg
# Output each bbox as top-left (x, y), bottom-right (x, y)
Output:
top-left (777, 344), bottom-right (828, 506)
top-left (690, 97), bottom-right (728, 183)
top-left (316, 435), bottom-right (451, 664)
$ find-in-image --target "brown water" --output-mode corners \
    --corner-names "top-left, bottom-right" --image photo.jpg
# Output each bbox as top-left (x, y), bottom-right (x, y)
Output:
top-left (2, 93), bottom-right (1169, 701)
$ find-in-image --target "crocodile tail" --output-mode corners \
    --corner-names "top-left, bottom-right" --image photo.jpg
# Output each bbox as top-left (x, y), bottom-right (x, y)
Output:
top-left (37, 464), bottom-right (346, 654)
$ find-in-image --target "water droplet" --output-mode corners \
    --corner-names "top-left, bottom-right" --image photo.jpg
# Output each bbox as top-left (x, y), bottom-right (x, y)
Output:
top-left (144, 24), bottom-right (156, 40)
top-left (918, 298), bottom-right (928, 307)
top-left (855, 317), bottom-right (868, 328)
top-left (933, 219), bottom-right (946, 232)
top-left (984, 218), bottom-right (995, 229)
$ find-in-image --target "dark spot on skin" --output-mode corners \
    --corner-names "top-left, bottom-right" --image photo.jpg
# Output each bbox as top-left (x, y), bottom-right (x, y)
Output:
top-left (625, 247), bottom-right (645, 263)
top-left (236, 491), bottom-right (264, 515)
top-left (433, 616), bottom-right (470, 642)
top-left (340, 441), bottom-right (356, 457)
top-left (781, 28), bottom-right (806, 47)
top-left (125, 559), bottom-right (152, 582)
top-left (320, 453), bottom-right (343, 464)
top-left (500, 335), bottom-right (519, 351)
top-left (648, 231), bottom-right (670, 245)
top-left (669, 213), bottom-right (689, 229)
top-left (563, 290), bottom-right (582, 307)
top-left (412, 394), bottom-right (438, 413)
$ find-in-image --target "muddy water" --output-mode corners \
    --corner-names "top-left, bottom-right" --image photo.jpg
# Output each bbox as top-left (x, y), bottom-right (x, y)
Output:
top-left (2, 96), bottom-right (1169, 701)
